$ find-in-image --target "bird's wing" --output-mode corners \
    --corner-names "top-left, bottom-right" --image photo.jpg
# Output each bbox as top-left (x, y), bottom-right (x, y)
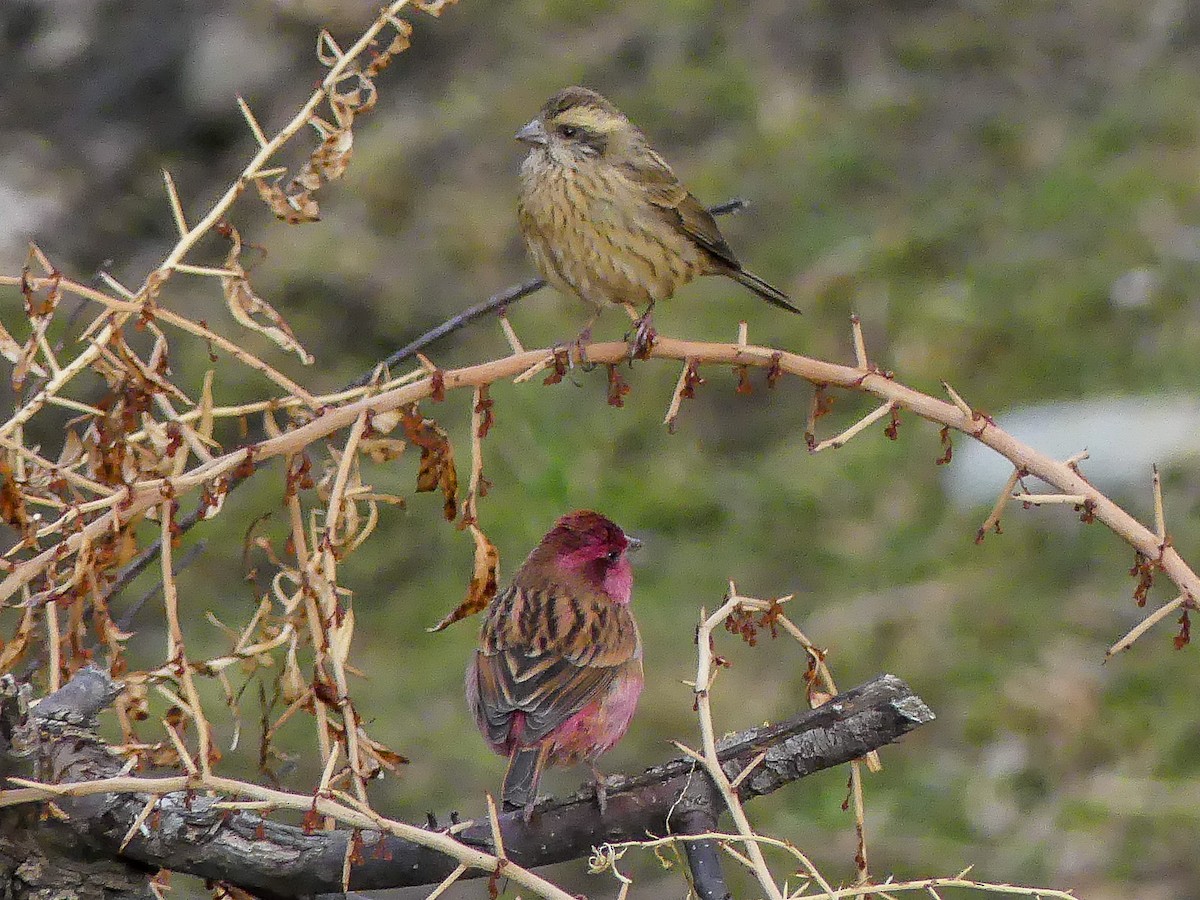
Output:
top-left (620, 147), bottom-right (742, 269)
top-left (474, 584), bottom-right (639, 746)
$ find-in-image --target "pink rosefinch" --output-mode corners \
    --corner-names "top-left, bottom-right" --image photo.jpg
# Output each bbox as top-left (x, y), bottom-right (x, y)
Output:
top-left (466, 510), bottom-right (643, 820)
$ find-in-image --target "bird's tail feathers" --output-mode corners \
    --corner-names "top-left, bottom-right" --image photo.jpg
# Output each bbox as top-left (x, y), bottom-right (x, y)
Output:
top-left (732, 268), bottom-right (801, 314)
top-left (502, 746), bottom-right (547, 813)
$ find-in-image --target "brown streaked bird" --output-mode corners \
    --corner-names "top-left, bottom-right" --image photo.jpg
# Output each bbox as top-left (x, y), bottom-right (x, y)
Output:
top-left (516, 86), bottom-right (800, 350)
top-left (465, 510), bottom-right (643, 821)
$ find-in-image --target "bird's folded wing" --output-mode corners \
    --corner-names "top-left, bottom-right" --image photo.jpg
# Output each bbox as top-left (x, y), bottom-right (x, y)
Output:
top-left (619, 147), bottom-right (742, 269)
top-left (476, 585), bottom-right (640, 746)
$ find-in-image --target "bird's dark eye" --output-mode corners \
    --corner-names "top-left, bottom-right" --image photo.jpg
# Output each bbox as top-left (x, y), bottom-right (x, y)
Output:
top-left (606, 549), bottom-right (621, 562)
top-left (557, 124), bottom-right (579, 139)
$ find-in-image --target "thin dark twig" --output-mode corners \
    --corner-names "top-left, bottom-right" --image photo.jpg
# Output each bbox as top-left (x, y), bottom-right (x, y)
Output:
top-left (19, 540), bottom-right (209, 681)
top-left (679, 807), bottom-right (731, 900)
top-left (103, 489), bottom-right (232, 605)
top-left (345, 277), bottom-right (546, 390)
top-left (118, 540), bottom-right (209, 633)
top-left (343, 198), bottom-right (749, 390)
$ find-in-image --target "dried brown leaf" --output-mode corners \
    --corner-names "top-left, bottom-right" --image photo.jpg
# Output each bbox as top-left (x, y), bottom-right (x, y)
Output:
top-left (221, 226), bottom-right (314, 364)
top-left (57, 430), bottom-right (85, 469)
top-left (329, 608), bottom-right (355, 668)
top-left (0, 459), bottom-right (30, 532)
top-left (428, 521), bottom-right (498, 632)
top-left (282, 638), bottom-right (306, 704)
top-left (310, 121), bottom-right (354, 181)
top-left (253, 178), bottom-right (321, 224)
top-left (0, 607), bottom-right (36, 672)
top-left (401, 406), bottom-right (457, 521)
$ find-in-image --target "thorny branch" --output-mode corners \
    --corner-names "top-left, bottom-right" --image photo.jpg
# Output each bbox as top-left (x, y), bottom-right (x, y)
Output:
top-left (4, 334), bottom-right (1195, 646)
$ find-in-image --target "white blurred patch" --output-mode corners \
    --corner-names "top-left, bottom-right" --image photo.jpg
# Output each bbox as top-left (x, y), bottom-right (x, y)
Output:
top-left (1108, 267), bottom-right (1156, 310)
top-left (945, 395), bottom-right (1200, 506)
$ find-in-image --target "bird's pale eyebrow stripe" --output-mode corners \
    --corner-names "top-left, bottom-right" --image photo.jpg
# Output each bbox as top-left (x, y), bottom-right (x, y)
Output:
top-left (553, 108), bottom-right (618, 133)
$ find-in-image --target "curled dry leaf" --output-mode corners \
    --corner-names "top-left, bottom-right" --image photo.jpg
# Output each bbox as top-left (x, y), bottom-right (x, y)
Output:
top-left (220, 224), bottom-right (314, 364)
top-left (360, 437), bottom-right (406, 463)
top-left (428, 521), bottom-right (499, 632)
top-left (414, 0), bottom-right (458, 16)
top-left (0, 458), bottom-right (31, 533)
top-left (357, 730), bottom-right (410, 773)
top-left (309, 121), bottom-right (354, 181)
top-left (0, 318), bottom-right (46, 383)
top-left (254, 177), bottom-right (321, 224)
top-left (0, 608), bottom-right (36, 672)
top-left (328, 607), bottom-right (355, 669)
top-left (364, 20), bottom-right (413, 76)
top-left (401, 405), bottom-right (458, 521)
top-left (282, 635), bottom-right (306, 704)
top-left (117, 676), bottom-right (150, 723)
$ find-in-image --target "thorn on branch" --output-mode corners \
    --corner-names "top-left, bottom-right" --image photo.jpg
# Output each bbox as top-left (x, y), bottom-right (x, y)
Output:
top-left (884, 408), bottom-right (901, 441)
top-left (804, 384), bottom-right (833, 450)
top-left (935, 425), bottom-right (952, 464)
top-left (850, 314), bottom-right (868, 369)
top-left (1152, 463), bottom-right (1167, 542)
top-left (664, 359), bottom-right (705, 433)
top-left (542, 349), bottom-right (569, 386)
top-left (1131, 552), bottom-right (1157, 608)
top-left (606, 365), bottom-right (631, 408)
top-left (809, 401), bottom-right (895, 453)
top-left (976, 469), bottom-right (1023, 544)
top-left (734, 365), bottom-right (752, 396)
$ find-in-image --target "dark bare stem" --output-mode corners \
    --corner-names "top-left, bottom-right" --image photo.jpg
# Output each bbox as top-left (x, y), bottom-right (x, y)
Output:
top-left (19, 540), bottom-right (209, 682)
top-left (679, 807), bottom-right (731, 900)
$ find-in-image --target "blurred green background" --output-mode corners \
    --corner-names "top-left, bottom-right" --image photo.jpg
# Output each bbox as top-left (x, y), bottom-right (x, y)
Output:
top-left (4, 0), bottom-right (1200, 897)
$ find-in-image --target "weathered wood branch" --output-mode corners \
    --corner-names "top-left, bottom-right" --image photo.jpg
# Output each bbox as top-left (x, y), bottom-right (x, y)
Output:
top-left (0, 670), bottom-right (153, 900)
top-left (0, 670), bottom-right (931, 897)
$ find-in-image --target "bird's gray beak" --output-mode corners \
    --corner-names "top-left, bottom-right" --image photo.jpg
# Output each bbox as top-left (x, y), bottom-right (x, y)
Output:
top-left (515, 118), bottom-right (549, 147)
top-left (625, 536), bottom-right (644, 553)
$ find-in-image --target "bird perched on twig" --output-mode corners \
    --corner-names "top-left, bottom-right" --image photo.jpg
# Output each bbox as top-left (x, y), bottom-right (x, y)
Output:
top-left (466, 510), bottom-right (643, 821)
top-left (516, 86), bottom-right (800, 355)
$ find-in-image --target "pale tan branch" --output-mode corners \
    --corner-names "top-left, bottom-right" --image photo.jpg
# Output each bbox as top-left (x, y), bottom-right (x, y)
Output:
top-left (810, 401), bottom-right (895, 452)
top-left (1106, 594), bottom-right (1186, 658)
top-left (1, 334), bottom-right (1197, 637)
top-left (1011, 493), bottom-right (1088, 506)
top-left (693, 593), bottom-right (789, 900)
top-left (978, 469), bottom-right (1022, 542)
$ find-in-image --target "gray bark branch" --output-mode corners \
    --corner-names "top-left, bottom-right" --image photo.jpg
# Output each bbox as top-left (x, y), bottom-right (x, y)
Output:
top-left (0, 670), bottom-right (933, 899)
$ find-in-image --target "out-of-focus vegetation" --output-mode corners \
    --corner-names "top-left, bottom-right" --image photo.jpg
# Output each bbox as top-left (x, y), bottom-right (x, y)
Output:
top-left (5, 1), bottom-right (1200, 897)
